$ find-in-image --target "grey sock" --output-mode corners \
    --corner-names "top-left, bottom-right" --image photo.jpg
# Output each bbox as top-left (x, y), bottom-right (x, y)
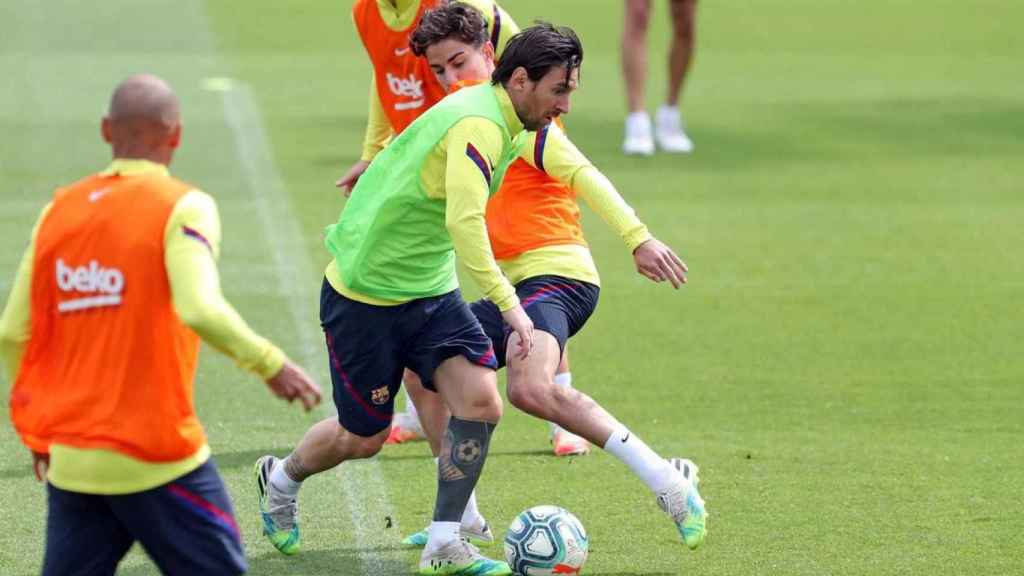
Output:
top-left (433, 417), bottom-right (496, 522)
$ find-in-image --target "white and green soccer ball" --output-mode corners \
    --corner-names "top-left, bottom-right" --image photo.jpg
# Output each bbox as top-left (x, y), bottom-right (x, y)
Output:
top-left (504, 505), bottom-right (588, 575)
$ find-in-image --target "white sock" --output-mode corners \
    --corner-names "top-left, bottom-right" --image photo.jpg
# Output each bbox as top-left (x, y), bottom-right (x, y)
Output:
top-left (435, 457), bottom-right (483, 527)
top-left (270, 457), bottom-right (302, 498)
top-left (549, 372), bottom-right (574, 435)
top-left (461, 491), bottom-right (482, 527)
top-left (603, 426), bottom-right (675, 494)
top-left (426, 521), bottom-right (461, 552)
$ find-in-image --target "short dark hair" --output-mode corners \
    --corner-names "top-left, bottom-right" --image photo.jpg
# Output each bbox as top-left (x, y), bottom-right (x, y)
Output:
top-left (410, 2), bottom-right (489, 57)
top-left (491, 23), bottom-right (583, 86)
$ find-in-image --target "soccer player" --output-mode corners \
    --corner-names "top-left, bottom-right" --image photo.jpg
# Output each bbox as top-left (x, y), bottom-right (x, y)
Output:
top-left (337, 0), bottom-right (588, 455)
top-left (398, 3), bottom-right (708, 550)
top-left (253, 24), bottom-right (585, 575)
top-left (622, 0), bottom-right (699, 155)
top-left (0, 74), bottom-right (323, 576)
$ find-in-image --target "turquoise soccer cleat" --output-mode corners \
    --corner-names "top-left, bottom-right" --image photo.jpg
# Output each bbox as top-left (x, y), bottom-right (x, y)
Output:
top-left (254, 455), bottom-right (301, 555)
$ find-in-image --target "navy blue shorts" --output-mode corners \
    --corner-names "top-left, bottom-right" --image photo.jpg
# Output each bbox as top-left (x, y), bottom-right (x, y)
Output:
top-left (470, 275), bottom-right (600, 369)
top-left (321, 279), bottom-right (497, 437)
top-left (43, 459), bottom-right (246, 576)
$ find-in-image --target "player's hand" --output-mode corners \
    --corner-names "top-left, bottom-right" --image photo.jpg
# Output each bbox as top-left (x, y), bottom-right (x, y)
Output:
top-left (336, 160), bottom-right (370, 197)
top-left (266, 360), bottom-right (323, 412)
top-left (501, 305), bottom-right (534, 360)
top-left (633, 238), bottom-right (688, 289)
top-left (31, 450), bottom-right (49, 483)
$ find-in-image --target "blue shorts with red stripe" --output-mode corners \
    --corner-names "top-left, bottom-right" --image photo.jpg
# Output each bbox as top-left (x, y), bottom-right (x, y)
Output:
top-left (320, 278), bottom-right (497, 437)
top-left (470, 275), bottom-right (600, 368)
top-left (43, 459), bottom-right (246, 576)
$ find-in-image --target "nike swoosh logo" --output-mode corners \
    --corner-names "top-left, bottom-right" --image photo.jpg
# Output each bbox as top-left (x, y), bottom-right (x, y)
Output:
top-left (620, 433), bottom-right (630, 443)
top-left (88, 188), bottom-right (112, 202)
top-left (394, 47), bottom-right (410, 56)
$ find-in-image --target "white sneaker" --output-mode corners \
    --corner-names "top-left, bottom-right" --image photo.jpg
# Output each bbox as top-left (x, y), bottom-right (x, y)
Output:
top-left (655, 105), bottom-right (694, 153)
top-left (623, 111), bottom-right (655, 156)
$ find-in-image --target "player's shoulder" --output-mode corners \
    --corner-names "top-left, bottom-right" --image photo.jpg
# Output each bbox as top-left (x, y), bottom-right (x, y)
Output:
top-left (450, 114), bottom-right (506, 147)
top-left (169, 188), bottom-right (220, 229)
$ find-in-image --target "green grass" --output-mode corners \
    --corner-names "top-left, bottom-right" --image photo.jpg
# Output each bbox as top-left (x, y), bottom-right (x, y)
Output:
top-left (2, 0), bottom-right (1024, 574)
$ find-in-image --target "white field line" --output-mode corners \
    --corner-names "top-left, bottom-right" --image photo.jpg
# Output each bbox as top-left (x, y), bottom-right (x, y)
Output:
top-left (218, 80), bottom-right (397, 574)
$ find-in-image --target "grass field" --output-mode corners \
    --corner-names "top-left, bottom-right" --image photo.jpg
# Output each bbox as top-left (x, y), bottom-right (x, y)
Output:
top-left (2, 1), bottom-right (1024, 574)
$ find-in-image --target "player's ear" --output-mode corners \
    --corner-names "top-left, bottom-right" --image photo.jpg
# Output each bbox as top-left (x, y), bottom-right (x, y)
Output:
top-left (483, 41), bottom-right (495, 62)
top-left (168, 122), bottom-right (182, 150)
top-left (509, 66), bottom-right (529, 93)
top-left (101, 117), bottom-right (113, 144)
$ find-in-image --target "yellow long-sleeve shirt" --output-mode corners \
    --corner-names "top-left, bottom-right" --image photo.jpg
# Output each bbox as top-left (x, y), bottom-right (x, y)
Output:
top-left (0, 159), bottom-right (287, 493)
top-left (358, 0), bottom-right (520, 161)
top-left (499, 123), bottom-right (653, 286)
top-left (327, 84), bottom-right (524, 311)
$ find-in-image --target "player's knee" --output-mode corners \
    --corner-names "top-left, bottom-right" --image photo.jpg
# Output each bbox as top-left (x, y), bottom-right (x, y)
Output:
top-left (474, 392), bottom-right (504, 423)
top-left (350, 434), bottom-right (385, 459)
top-left (507, 373), bottom-right (554, 417)
top-left (459, 386), bottom-right (503, 423)
top-left (335, 426), bottom-right (386, 459)
top-left (626, 0), bottom-right (651, 24)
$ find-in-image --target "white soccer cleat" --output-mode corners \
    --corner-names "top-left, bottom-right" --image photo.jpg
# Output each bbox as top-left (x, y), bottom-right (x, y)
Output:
top-left (623, 111), bottom-right (655, 156)
top-left (417, 538), bottom-right (511, 575)
top-left (655, 105), bottom-right (694, 153)
top-left (656, 462), bottom-right (707, 550)
top-left (668, 457), bottom-right (700, 487)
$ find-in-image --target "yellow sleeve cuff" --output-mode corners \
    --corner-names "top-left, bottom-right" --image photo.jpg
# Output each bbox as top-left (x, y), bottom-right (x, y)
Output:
top-left (250, 341), bottom-right (287, 381)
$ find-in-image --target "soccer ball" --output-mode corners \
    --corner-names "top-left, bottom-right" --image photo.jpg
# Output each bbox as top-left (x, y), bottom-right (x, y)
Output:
top-left (504, 505), bottom-right (588, 575)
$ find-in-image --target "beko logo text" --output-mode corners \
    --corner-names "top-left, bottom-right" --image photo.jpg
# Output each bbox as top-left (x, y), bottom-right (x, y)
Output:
top-left (386, 73), bottom-right (425, 110)
top-left (55, 259), bottom-right (125, 313)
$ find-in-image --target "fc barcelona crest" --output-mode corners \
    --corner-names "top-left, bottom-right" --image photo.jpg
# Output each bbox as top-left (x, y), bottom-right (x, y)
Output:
top-left (371, 386), bottom-right (390, 405)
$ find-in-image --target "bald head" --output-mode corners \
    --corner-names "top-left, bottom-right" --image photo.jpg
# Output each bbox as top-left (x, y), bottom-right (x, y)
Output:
top-left (102, 74), bottom-right (182, 164)
top-left (108, 74), bottom-right (179, 126)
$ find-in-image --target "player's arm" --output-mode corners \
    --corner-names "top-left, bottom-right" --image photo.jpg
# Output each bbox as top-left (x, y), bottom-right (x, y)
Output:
top-left (442, 118), bottom-right (533, 356)
top-left (522, 123), bottom-right (651, 250)
top-left (522, 124), bottom-right (688, 287)
top-left (0, 203), bottom-right (52, 383)
top-left (338, 75), bottom-right (394, 194)
top-left (361, 75), bottom-right (394, 162)
top-left (164, 191), bottom-right (321, 408)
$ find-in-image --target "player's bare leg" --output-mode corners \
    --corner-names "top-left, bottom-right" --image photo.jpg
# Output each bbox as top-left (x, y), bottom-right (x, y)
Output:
top-left (548, 349), bottom-right (590, 455)
top-left (622, 0), bottom-right (655, 155)
top-left (419, 356), bottom-right (508, 574)
top-left (255, 419), bottom-right (389, 554)
top-left (657, 0), bottom-right (697, 153)
top-left (504, 330), bottom-right (707, 549)
top-left (401, 369), bottom-right (493, 546)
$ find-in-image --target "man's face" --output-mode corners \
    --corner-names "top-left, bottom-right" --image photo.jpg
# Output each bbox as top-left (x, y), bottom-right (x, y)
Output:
top-left (425, 38), bottom-right (495, 92)
top-left (511, 65), bottom-right (578, 131)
